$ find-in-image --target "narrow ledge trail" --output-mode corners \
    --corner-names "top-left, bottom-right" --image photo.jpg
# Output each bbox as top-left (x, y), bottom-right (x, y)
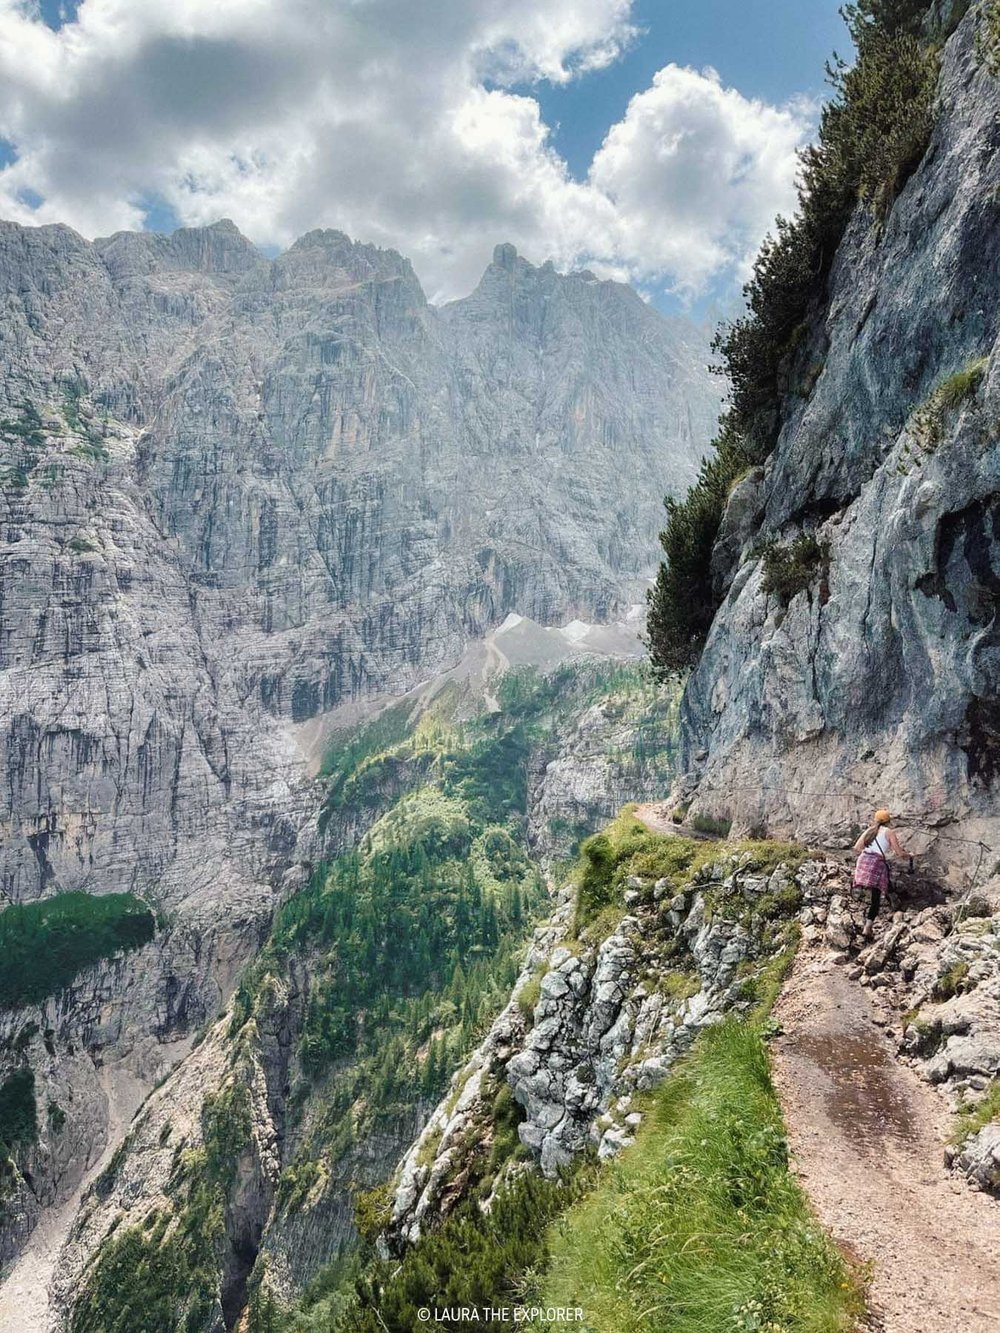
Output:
top-left (633, 804), bottom-right (1000, 1332)
top-left (774, 949), bottom-right (1000, 1333)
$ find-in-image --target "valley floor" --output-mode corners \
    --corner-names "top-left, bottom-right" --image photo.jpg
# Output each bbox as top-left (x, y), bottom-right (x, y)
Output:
top-left (774, 950), bottom-right (1000, 1333)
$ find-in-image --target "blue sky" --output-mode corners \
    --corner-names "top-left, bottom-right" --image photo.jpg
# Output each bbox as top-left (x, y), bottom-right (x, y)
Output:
top-left (535, 0), bottom-right (848, 180)
top-left (0, 0), bottom-right (852, 311)
top-left (37, 0), bottom-right (81, 27)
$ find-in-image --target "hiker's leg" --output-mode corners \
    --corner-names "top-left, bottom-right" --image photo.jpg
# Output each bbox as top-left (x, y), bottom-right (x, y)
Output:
top-left (866, 884), bottom-right (881, 921)
top-left (862, 884), bottom-right (880, 939)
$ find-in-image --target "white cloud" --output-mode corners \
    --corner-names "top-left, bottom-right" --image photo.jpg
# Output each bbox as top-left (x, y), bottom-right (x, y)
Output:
top-left (590, 65), bottom-right (813, 295)
top-left (0, 0), bottom-right (812, 302)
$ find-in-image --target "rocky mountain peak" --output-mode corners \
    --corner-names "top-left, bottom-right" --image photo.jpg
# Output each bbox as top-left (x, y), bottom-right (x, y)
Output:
top-left (276, 227), bottom-right (422, 294)
top-left (491, 240), bottom-right (519, 268)
top-left (93, 218), bottom-right (263, 279)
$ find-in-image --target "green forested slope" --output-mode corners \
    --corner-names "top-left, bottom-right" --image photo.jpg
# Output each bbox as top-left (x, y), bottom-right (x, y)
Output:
top-left (69, 661), bottom-right (680, 1332)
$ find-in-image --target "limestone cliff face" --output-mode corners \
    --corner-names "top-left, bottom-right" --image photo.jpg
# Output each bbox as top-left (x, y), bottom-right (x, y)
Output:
top-left (527, 685), bottom-right (679, 857)
top-left (440, 245), bottom-right (715, 612)
top-left (677, 10), bottom-right (1000, 865)
top-left (0, 216), bottom-right (717, 1277)
top-left (0, 220), bottom-right (717, 913)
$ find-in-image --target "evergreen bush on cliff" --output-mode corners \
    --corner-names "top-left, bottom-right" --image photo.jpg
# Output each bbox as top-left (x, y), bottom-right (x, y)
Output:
top-left (648, 0), bottom-right (942, 675)
top-left (0, 1068), bottom-right (37, 1153)
top-left (978, 0), bottom-right (1000, 72)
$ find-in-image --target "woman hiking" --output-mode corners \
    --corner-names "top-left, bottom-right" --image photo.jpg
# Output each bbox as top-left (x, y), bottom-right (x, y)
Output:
top-left (853, 809), bottom-right (912, 940)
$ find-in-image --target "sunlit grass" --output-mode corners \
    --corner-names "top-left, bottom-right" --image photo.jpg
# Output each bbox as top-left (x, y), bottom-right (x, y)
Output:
top-left (544, 1021), bottom-right (862, 1333)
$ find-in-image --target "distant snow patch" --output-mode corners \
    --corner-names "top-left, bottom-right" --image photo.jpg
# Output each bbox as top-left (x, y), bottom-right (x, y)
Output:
top-left (498, 613), bottom-right (524, 633)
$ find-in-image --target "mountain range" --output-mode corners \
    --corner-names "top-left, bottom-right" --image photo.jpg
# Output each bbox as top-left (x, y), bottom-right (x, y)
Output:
top-left (0, 218), bottom-right (720, 1323)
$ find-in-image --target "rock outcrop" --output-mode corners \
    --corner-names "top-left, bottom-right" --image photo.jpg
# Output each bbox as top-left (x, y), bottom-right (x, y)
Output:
top-left (676, 8), bottom-right (1000, 868)
top-left (387, 844), bottom-right (817, 1246)
top-left (528, 685), bottom-right (679, 858)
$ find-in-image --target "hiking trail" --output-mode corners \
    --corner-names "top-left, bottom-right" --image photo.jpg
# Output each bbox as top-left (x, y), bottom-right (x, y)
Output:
top-left (774, 947), bottom-right (999, 1332)
top-left (633, 802), bottom-right (1000, 1331)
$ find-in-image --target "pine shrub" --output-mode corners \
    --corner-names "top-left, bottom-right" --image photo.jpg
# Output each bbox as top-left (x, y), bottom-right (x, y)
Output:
top-left (345, 1168), bottom-right (580, 1332)
top-left (759, 534), bottom-right (831, 604)
top-left (977, 0), bottom-right (1000, 72)
top-left (0, 1068), bottom-right (37, 1152)
top-left (649, 0), bottom-right (942, 677)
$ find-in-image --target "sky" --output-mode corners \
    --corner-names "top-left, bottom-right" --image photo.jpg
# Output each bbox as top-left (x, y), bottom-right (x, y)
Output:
top-left (0, 0), bottom-right (849, 311)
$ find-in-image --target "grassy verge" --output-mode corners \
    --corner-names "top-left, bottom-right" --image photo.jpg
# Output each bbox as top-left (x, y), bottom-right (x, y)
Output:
top-left (573, 806), bottom-right (806, 936)
top-left (543, 1020), bottom-right (862, 1333)
top-left (573, 808), bottom-right (721, 934)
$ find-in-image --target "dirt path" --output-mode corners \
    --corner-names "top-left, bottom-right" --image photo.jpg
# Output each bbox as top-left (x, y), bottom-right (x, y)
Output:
top-left (633, 801), bottom-right (676, 834)
top-left (633, 802), bottom-right (720, 840)
top-left (773, 949), bottom-right (1000, 1333)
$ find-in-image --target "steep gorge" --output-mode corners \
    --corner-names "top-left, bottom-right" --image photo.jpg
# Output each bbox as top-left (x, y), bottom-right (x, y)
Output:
top-left (51, 660), bottom-right (683, 1330)
top-left (0, 214), bottom-right (720, 1305)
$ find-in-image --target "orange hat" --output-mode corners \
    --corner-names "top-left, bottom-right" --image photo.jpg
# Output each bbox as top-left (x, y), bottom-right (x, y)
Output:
top-left (874, 808), bottom-right (891, 825)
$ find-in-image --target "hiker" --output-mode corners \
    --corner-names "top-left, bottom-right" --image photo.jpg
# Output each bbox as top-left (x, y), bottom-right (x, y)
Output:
top-left (853, 809), bottom-right (912, 939)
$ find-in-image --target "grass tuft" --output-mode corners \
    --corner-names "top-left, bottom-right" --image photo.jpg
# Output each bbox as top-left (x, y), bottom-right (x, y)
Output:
top-left (911, 357), bottom-right (989, 450)
top-left (572, 813), bottom-right (722, 933)
top-left (932, 960), bottom-right (972, 1002)
top-left (953, 1078), bottom-right (1000, 1146)
top-left (691, 811), bottom-right (734, 838)
top-left (516, 970), bottom-right (543, 1020)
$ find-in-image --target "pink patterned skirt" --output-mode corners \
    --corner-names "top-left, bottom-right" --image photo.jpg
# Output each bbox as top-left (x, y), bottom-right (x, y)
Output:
top-left (854, 851), bottom-right (889, 890)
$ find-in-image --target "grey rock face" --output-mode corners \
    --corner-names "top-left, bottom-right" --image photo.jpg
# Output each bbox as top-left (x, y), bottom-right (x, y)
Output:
top-left (0, 219), bottom-right (718, 909)
top-left (527, 684), bottom-right (680, 858)
top-left (678, 11), bottom-right (1000, 863)
top-left (956, 1122), bottom-right (1000, 1193)
top-left (899, 899), bottom-right (1000, 1102)
top-left (387, 907), bottom-right (571, 1247)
